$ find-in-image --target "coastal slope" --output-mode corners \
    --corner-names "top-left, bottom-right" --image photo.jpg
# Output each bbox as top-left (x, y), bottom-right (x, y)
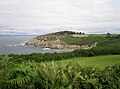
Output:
top-left (25, 31), bottom-right (98, 50)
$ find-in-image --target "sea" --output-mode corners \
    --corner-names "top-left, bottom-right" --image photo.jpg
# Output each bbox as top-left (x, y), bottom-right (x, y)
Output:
top-left (0, 35), bottom-right (71, 54)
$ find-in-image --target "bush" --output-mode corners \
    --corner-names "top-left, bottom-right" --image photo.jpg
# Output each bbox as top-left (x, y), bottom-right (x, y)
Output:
top-left (0, 58), bottom-right (119, 89)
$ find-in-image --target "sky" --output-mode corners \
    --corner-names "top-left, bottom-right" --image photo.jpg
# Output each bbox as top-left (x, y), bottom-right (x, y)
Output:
top-left (0, 0), bottom-right (120, 35)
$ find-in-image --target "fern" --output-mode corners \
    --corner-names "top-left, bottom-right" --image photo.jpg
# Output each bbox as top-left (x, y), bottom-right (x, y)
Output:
top-left (0, 61), bottom-right (38, 88)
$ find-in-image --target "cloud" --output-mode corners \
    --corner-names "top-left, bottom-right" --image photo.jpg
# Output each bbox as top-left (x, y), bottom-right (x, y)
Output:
top-left (0, 0), bottom-right (120, 34)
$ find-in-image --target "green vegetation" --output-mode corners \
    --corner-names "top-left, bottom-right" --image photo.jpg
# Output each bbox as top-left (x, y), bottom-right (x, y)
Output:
top-left (52, 31), bottom-right (84, 35)
top-left (63, 35), bottom-right (107, 45)
top-left (63, 34), bottom-right (120, 46)
top-left (95, 39), bottom-right (120, 49)
top-left (0, 55), bottom-right (120, 89)
top-left (7, 47), bottom-right (120, 63)
top-left (1, 32), bottom-right (120, 89)
top-left (55, 55), bottom-right (120, 67)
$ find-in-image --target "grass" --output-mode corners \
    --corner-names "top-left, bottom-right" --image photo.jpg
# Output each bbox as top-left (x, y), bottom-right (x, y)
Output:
top-left (63, 35), bottom-right (108, 45)
top-left (63, 34), bottom-right (120, 48)
top-left (96, 39), bottom-right (120, 49)
top-left (48, 55), bottom-right (120, 68)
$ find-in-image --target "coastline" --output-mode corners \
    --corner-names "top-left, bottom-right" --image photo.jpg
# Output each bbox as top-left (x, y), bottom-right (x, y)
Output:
top-left (25, 38), bottom-right (98, 50)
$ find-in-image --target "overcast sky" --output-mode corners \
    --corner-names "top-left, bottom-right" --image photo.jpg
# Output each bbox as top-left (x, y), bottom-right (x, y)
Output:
top-left (0, 0), bottom-right (120, 35)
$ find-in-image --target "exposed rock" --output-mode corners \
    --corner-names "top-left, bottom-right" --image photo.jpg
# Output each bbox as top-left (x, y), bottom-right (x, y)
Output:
top-left (25, 33), bottom-right (98, 50)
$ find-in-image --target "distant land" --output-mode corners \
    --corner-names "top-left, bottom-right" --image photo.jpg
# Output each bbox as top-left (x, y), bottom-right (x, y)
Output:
top-left (25, 31), bottom-right (120, 50)
top-left (0, 35), bottom-right (37, 36)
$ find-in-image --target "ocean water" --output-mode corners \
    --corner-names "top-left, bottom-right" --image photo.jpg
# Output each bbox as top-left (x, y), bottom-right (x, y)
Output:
top-left (0, 36), bottom-right (71, 54)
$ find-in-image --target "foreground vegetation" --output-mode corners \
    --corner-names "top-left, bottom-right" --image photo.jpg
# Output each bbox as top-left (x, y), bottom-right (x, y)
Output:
top-left (0, 55), bottom-right (120, 89)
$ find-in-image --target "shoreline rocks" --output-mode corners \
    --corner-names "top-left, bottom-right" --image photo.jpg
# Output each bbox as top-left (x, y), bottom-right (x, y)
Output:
top-left (25, 34), bottom-right (98, 50)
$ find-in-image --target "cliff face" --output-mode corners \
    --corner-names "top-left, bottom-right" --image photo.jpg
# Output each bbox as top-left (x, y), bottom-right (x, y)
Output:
top-left (25, 32), bottom-right (97, 50)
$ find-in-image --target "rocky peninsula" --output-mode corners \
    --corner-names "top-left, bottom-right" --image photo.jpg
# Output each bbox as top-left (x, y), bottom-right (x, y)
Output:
top-left (25, 31), bottom-right (97, 50)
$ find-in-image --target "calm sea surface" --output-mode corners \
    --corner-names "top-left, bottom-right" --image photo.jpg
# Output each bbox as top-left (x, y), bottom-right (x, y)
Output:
top-left (0, 36), bottom-right (71, 54)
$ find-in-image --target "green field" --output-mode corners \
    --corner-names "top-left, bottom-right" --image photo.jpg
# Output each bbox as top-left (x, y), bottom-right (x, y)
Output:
top-left (47, 55), bottom-right (120, 68)
top-left (63, 35), bottom-right (107, 45)
top-left (63, 34), bottom-right (120, 49)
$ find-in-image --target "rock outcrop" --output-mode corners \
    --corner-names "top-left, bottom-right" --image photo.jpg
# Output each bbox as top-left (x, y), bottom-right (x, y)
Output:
top-left (25, 33), bottom-right (98, 50)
